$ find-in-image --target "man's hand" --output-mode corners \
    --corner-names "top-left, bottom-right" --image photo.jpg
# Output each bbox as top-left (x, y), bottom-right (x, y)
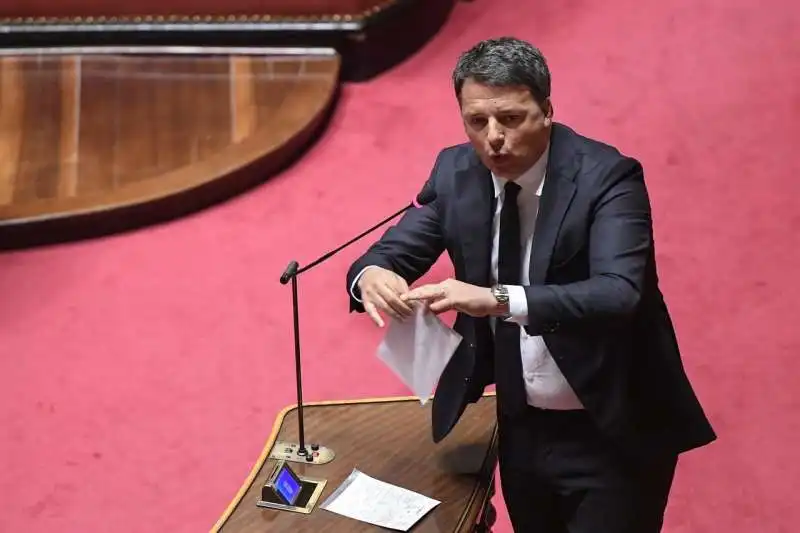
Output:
top-left (357, 267), bottom-right (414, 327)
top-left (402, 279), bottom-right (500, 317)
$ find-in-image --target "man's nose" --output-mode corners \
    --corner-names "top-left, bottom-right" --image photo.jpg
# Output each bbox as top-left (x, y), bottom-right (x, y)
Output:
top-left (487, 120), bottom-right (505, 152)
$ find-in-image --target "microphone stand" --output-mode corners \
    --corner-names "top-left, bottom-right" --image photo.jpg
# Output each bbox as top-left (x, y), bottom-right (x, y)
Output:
top-left (272, 203), bottom-right (414, 465)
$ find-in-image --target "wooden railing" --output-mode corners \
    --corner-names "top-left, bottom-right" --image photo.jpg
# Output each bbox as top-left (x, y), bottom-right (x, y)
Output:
top-left (0, 0), bottom-right (396, 20)
top-left (0, 0), bottom-right (457, 83)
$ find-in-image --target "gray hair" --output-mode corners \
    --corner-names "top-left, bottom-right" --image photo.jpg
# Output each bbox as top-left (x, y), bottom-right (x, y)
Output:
top-left (452, 37), bottom-right (551, 106)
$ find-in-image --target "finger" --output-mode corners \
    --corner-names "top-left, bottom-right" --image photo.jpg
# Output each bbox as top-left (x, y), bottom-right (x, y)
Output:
top-left (369, 292), bottom-right (405, 322)
top-left (402, 284), bottom-right (443, 302)
top-left (385, 276), bottom-right (411, 305)
top-left (363, 301), bottom-right (385, 328)
top-left (428, 298), bottom-right (453, 314)
top-left (387, 275), bottom-right (410, 295)
top-left (377, 285), bottom-right (414, 317)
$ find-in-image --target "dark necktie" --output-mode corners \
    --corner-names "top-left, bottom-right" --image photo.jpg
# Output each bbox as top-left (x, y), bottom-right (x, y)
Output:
top-left (494, 181), bottom-right (528, 417)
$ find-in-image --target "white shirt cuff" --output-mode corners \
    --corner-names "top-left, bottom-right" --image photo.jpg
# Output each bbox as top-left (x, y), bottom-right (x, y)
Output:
top-left (350, 266), bottom-right (380, 303)
top-left (505, 285), bottom-right (528, 325)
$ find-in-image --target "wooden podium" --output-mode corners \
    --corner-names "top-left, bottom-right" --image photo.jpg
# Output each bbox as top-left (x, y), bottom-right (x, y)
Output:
top-left (212, 394), bottom-right (499, 532)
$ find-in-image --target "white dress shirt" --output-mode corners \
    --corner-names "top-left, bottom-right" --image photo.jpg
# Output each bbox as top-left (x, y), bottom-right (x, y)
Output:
top-left (492, 147), bottom-right (584, 410)
top-left (351, 147), bottom-right (583, 410)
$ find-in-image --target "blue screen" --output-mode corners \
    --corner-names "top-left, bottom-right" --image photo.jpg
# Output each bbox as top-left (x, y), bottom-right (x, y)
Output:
top-left (275, 467), bottom-right (302, 505)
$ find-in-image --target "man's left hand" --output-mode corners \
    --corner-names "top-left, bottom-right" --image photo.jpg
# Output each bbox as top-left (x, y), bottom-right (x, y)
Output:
top-left (401, 279), bottom-right (500, 317)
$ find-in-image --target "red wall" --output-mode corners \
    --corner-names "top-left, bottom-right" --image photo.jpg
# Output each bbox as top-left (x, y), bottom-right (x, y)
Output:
top-left (0, 0), bottom-right (383, 19)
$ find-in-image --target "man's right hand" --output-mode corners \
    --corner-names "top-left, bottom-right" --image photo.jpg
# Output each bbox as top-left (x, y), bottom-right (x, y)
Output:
top-left (357, 267), bottom-right (414, 327)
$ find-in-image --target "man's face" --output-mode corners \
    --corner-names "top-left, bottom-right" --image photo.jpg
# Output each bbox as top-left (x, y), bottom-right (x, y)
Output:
top-left (459, 78), bottom-right (552, 180)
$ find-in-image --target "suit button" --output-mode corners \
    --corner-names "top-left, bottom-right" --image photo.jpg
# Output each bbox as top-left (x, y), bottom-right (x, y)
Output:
top-left (464, 377), bottom-right (471, 384)
top-left (468, 342), bottom-right (475, 349)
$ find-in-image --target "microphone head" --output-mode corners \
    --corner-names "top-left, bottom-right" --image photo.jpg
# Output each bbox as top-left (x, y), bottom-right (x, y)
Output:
top-left (415, 184), bottom-right (437, 206)
top-left (280, 260), bottom-right (299, 284)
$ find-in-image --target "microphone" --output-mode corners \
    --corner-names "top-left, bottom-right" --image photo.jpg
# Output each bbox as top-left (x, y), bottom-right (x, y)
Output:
top-left (273, 185), bottom-right (437, 466)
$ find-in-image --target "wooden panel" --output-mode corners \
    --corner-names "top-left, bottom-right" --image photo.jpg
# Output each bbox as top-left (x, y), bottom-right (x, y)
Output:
top-left (75, 57), bottom-right (118, 195)
top-left (0, 59), bottom-right (25, 206)
top-left (214, 395), bottom-right (498, 533)
top-left (0, 0), bottom-right (394, 20)
top-left (14, 57), bottom-right (62, 203)
top-left (58, 56), bottom-right (80, 197)
top-left (0, 47), bottom-right (340, 248)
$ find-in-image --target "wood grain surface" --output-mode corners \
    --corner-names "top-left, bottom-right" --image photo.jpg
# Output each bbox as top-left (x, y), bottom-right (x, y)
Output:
top-left (0, 48), bottom-right (339, 247)
top-left (214, 395), bottom-right (499, 533)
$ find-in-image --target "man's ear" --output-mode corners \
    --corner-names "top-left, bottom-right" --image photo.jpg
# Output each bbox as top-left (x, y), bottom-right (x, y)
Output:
top-left (543, 98), bottom-right (554, 126)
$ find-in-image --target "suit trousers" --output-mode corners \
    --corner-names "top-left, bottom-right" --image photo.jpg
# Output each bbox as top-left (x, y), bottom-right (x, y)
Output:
top-left (497, 406), bottom-right (677, 533)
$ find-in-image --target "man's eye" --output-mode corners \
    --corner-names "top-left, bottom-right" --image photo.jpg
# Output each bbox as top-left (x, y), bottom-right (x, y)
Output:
top-left (500, 115), bottom-right (523, 125)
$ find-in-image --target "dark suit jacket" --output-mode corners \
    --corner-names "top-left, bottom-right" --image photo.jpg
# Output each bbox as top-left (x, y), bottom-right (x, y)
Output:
top-left (347, 123), bottom-right (716, 459)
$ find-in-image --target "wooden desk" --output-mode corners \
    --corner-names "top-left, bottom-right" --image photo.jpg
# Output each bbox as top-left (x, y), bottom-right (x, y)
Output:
top-left (212, 395), bottom-right (499, 533)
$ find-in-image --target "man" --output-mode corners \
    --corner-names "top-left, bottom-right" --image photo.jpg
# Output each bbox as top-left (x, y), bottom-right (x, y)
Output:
top-left (346, 37), bottom-right (715, 532)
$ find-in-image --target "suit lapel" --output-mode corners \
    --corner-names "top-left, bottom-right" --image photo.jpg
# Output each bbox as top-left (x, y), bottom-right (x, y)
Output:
top-left (530, 125), bottom-right (579, 285)
top-left (455, 154), bottom-right (494, 286)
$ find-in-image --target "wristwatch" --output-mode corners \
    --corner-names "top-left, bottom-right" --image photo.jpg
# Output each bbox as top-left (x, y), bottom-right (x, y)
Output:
top-left (490, 284), bottom-right (511, 317)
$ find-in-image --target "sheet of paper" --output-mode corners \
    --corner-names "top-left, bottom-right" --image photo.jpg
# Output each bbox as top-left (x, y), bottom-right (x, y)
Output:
top-left (376, 304), bottom-right (462, 404)
top-left (320, 469), bottom-right (441, 531)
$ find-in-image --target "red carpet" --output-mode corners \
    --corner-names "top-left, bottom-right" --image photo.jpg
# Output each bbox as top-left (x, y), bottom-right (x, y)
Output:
top-left (1, 0), bottom-right (798, 531)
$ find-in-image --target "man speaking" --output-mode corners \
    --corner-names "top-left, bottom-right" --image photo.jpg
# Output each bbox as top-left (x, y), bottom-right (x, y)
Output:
top-left (346, 37), bottom-right (715, 533)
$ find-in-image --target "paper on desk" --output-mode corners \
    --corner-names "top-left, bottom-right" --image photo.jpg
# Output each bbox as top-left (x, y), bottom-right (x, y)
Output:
top-left (377, 304), bottom-right (462, 405)
top-left (321, 469), bottom-right (440, 531)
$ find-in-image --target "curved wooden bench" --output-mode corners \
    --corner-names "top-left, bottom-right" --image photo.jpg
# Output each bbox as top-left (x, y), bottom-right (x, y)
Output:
top-left (0, 46), bottom-right (340, 249)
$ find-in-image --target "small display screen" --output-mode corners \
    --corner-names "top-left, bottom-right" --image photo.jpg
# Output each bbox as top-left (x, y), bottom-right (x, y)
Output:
top-left (274, 465), bottom-right (302, 506)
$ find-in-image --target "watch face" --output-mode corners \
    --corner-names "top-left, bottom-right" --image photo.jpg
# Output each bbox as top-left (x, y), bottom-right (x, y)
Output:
top-left (493, 286), bottom-right (509, 303)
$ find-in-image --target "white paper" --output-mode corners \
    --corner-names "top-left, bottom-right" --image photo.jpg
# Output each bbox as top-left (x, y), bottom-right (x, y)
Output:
top-left (320, 469), bottom-right (440, 531)
top-left (376, 304), bottom-right (462, 404)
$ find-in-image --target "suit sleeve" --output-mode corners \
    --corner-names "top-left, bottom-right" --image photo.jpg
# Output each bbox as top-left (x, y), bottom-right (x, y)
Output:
top-left (346, 155), bottom-right (447, 313)
top-left (523, 158), bottom-right (652, 335)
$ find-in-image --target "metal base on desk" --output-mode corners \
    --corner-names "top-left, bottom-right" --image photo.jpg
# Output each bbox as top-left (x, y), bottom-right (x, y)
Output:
top-left (269, 440), bottom-right (335, 465)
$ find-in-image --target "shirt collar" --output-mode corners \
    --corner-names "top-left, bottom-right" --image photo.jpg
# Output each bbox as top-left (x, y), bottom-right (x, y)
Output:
top-left (491, 143), bottom-right (549, 198)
